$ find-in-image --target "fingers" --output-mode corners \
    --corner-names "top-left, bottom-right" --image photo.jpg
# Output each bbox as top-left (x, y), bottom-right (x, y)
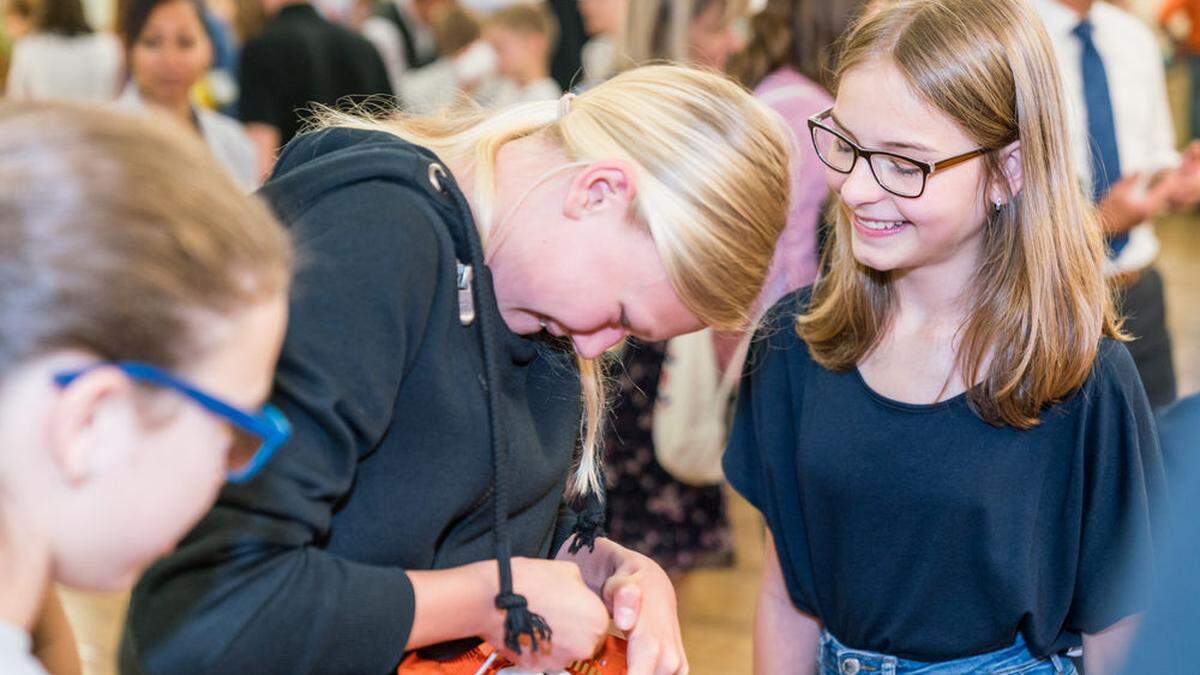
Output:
top-left (624, 632), bottom-right (658, 675)
top-left (610, 582), bottom-right (642, 632)
top-left (625, 631), bottom-right (688, 675)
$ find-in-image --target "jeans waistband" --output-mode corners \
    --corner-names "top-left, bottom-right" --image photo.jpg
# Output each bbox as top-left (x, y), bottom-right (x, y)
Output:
top-left (818, 631), bottom-right (1071, 675)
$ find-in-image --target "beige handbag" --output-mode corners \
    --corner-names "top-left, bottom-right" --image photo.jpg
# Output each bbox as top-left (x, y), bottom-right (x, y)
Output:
top-left (651, 328), bottom-right (750, 486)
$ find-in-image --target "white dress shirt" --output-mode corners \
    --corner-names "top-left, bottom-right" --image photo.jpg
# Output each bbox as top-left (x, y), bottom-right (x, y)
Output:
top-left (361, 0), bottom-right (437, 95)
top-left (117, 86), bottom-right (259, 193)
top-left (1032, 0), bottom-right (1177, 274)
top-left (5, 32), bottom-right (122, 103)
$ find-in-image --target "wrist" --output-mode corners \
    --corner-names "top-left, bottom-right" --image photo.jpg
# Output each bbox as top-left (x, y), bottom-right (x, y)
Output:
top-left (465, 560), bottom-right (501, 638)
top-left (558, 536), bottom-right (621, 593)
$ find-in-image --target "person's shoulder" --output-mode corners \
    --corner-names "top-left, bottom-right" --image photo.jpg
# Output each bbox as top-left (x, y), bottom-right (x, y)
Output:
top-left (1076, 338), bottom-right (1145, 407)
top-left (751, 286), bottom-right (812, 358)
top-left (260, 127), bottom-right (457, 243)
top-left (763, 286), bottom-right (813, 329)
top-left (270, 125), bottom-right (432, 180)
top-left (199, 107), bottom-right (252, 142)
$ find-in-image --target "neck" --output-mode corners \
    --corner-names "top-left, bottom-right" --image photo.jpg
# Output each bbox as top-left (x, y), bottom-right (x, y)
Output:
top-left (888, 250), bottom-right (980, 328)
top-left (1059, 0), bottom-right (1093, 19)
top-left (0, 504), bottom-right (52, 633)
top-left (150, 94), bottom-right (196, 130)
top-left (444, 135), bottom-right (567, 257)
top-left (444, 135), bottom-right (573, 333)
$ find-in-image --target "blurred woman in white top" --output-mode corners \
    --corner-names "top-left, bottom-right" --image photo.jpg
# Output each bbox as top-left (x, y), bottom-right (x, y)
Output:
top-left (117, 0), bottom-right (258, 191)
top-left (5, 0), bottom-right (122, 101)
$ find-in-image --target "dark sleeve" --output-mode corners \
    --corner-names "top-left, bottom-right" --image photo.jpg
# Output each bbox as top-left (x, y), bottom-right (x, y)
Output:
top-left (366, 43), bottom-right (394, 96)
top-left (1066, 341), bottom-right (1168, 634)
top-left (722, 336), bottom-right (773, 519)
top-left (123, 180), bottom-right (443, 675)
top-left (238, 37), bottom-right (284, 129)
top-left (550, 500), bottom-right (579, 556)
top-left (723, 294), bottom-right (802, 523)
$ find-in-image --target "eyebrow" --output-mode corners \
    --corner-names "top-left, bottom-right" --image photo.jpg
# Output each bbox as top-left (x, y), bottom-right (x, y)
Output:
top-left (828, 111), bottom-right (937, 154)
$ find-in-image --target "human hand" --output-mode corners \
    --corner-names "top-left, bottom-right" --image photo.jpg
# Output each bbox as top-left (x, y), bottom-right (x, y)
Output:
top-left (601, 549), bottom-right (688, 675)
top-left (1097, 172), bottom-right (1173, 236)
top-left (482, 557), bottom-right (610, 672)
top-left (1167, 141), bottom-right (1200, 209)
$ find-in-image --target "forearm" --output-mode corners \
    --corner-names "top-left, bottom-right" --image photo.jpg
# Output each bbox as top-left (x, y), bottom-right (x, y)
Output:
top-left (406, 561), bottom-right (498, 650)
top-left (756, 533), bottom-right (820, 674)
top-left (1082, 615), bottom-right (1141, 675)
top-left (126, 519), bottom-right (415, 675)
top-left (755, 591), bottom-right (820, 675)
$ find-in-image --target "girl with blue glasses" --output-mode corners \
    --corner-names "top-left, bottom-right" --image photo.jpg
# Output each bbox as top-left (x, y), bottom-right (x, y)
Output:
top-left (0, 102), bottom-right (291, 675)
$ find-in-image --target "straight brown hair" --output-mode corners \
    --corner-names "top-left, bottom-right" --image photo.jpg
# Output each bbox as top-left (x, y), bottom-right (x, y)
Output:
top-left (798, 0), bottom-right (1123, 429)
top-left (731, 0), bottom-right (864, 90)
top-left (37, 0), bottom-right (93, 36)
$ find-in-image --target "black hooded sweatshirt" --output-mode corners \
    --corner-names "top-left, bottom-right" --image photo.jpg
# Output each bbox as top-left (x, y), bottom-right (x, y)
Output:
top-left (120, 127), bottom-right (601, 674)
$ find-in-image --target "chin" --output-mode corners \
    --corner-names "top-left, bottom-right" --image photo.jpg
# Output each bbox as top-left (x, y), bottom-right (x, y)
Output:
top-left (850, 243), bottom-right (903, 273)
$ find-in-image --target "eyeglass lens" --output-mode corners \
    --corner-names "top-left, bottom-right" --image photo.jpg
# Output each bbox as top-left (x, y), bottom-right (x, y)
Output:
top-left (811, 125), bottom-right (927, 198)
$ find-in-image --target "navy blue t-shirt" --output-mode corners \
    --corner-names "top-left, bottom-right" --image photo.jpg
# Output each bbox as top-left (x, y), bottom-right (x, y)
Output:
top-left (723, 289), bottom-right (1165, 661)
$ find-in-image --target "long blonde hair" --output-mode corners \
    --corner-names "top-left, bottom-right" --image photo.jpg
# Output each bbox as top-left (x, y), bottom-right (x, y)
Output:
top-left (800, 0), bottom-right (1122, 428)
top-left (313, 65), bottom-right (791, 495)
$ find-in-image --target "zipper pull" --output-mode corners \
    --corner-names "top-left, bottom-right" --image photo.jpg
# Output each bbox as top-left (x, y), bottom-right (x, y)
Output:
top-left (457, 261), bottom-right (475, 326)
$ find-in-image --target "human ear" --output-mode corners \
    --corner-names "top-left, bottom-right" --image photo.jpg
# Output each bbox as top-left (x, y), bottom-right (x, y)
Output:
top-left (563, 159), bottom-right (638, 219)
top-left (990, 141), bottom-right (1022, 206)
top-left (47, 366), bottom-right (133, 485)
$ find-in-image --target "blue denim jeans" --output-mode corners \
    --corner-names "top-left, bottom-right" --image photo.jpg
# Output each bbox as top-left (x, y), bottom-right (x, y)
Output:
top-left (818, 631), bottom-right (1077, 675)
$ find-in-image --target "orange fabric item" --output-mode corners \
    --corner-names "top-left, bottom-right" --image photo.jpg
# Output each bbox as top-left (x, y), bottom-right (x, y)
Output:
top-left (1161, 0), bottom-right (1200, 54)
top-left (397, 636), bottom-right (627, 675)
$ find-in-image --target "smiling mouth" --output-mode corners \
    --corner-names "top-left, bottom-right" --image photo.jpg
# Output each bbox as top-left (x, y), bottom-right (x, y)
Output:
top-left (856, 215), bottom-right (911, 231)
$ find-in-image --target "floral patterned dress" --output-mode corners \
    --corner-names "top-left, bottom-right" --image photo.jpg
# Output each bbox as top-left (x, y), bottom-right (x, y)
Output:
top-left (602, 339), bottom-right (733, 573)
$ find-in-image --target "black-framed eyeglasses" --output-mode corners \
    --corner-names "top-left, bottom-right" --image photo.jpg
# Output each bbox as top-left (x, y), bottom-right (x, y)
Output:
top-left (807, 107), bottom-right (991, 198)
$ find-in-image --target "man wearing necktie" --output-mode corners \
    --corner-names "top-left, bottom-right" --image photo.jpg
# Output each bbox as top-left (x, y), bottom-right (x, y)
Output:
top-left (1036, 0), bottom-right (1200, 410)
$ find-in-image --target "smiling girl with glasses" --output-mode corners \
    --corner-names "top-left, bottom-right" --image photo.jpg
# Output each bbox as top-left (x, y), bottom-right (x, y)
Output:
top-left (724, 0), bottom-right (1165, 673)
top-left (0, 102), bottom-right (292, 675)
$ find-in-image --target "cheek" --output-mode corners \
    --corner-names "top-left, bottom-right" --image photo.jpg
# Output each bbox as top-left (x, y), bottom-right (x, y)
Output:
top-left (130, 49), bottom-right (155, 79)
top-left (898, 180), bottom-right (986, 238)
top-left (825, 166), bottom-right (848, 193)
top-left (189, 43), bottom-right (214, 73)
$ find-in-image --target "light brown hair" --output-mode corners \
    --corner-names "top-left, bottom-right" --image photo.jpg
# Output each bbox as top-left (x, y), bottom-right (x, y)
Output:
top-left (0, 102), bottom-right (292, 375)
top-left (433, 5), bottom-right (480, 56)
top-left (730, 0), bottom-right (864, 89)
top-left (799, 0), bottom-right (1122, 428)
top-left (619, 0), bottom-right (743, 67)
top-left (486, 2), bottom-right (559, 52)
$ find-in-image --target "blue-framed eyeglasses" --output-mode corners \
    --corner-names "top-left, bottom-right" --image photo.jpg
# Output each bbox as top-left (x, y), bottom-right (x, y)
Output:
top-left (53, 362), bottom-right (291, 484)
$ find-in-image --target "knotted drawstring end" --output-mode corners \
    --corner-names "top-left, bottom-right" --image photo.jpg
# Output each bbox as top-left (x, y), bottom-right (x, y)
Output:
top-left (495, 592), bottom-right (552, 654)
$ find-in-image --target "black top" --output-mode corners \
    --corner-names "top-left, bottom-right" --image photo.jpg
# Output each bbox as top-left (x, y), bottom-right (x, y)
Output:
top-left (724, 289), bottom-right (1166, 661)
top-left (238, 4), bottom-right (392, 146)
top-left (120, 128), bottom-right (585, 675)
